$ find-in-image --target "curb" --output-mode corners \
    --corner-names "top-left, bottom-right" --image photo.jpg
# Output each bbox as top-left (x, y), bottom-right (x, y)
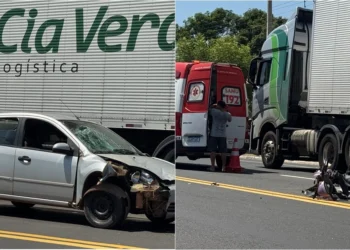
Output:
top-left (240, 154), bottom-right (319, 167)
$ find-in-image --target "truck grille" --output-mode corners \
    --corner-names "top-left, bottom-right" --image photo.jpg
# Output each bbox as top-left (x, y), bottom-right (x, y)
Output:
top-left (167, 202), bottom-right (175, 213)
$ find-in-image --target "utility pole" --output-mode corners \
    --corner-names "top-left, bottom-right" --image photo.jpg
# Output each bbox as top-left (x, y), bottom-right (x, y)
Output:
top-left (267, 0), bottom-right (272, 38)
top-left (304, 0), bottom-right (306, 8)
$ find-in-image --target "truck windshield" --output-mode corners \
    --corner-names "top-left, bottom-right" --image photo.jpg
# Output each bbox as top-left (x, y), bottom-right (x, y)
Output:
top-left (60, 120), bottom-right (140, 155)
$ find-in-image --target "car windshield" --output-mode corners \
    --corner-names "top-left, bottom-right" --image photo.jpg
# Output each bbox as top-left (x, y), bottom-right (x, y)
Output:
top-left (60, 120), bottom-right (140, 155)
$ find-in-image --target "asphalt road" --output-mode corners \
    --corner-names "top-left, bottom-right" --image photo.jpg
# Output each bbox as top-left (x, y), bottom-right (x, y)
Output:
top-left (0, 201), bottom-right (174, 249)
top-left (176, 156), bottom-right (350, 249)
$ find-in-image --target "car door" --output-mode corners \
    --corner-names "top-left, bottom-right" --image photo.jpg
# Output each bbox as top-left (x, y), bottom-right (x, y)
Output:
top-left (0, 117), bottom-right (19, 195)
top-left (216, 64), bottom-right (247, 150)
top-left (181, 62), bottom-right (213, 148)
top-left (13, 118), bottom-right (78, 202)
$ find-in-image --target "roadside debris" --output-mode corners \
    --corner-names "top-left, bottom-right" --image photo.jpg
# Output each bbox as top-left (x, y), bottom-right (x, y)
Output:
top-left (302, 160), bottom-right (350, 201)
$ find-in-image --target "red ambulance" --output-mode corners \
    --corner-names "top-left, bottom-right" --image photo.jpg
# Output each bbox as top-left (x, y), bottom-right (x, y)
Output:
top-left (175, 61), bottom-right (250, 169)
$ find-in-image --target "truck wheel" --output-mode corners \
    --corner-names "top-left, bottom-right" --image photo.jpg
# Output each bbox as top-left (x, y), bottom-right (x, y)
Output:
top-left (163, 149), bottom-right (175, 164)
top-left (83, 184), bottom-right (129, 229)
top-left (261, 131), bottom-right (284, 169)
top-left (318, 133), bottom-right (344, 172)
top-left (11, 202), bottom-right (35, 209)
top-left (344, 136), bottom-right (350, 172)
top-left (145, 213), bottom-right (175, 225)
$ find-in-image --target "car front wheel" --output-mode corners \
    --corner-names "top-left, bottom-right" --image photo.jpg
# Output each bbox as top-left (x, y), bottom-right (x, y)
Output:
top-left (83, 184), bottom-right (129, 229)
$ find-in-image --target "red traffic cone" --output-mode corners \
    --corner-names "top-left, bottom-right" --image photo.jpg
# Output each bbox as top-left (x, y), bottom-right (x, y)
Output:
top-left (225, 138), bottom-right (244, 173)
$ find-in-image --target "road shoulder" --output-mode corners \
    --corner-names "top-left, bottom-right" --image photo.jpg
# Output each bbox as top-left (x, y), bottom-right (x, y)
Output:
top-left (241, 154), bottom-right (319, 166)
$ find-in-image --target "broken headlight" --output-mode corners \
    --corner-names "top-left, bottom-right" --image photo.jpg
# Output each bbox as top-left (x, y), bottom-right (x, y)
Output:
top-left (130, 170), bottom-right (156, 186)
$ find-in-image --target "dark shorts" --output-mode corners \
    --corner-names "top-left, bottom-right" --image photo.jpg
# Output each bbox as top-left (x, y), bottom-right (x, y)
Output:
top-left (208, 136), bottom-right (227, 153)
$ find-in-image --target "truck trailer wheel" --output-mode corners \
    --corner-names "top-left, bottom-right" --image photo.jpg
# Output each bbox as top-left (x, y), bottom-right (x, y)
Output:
top-left (163, 148), bottom-right (175, 164)
top-left (344, 136), bottom-right (350, 173)
top-left (261, 131), bottom-right (284, 169)
top-left (318, 133), bottom-right (345, 173)
top-left (83, 184), bottom-right (129, 229)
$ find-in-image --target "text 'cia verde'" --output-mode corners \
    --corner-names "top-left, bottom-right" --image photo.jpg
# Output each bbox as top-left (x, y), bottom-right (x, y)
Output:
top-left (0, 6), bottom-right (175, 54)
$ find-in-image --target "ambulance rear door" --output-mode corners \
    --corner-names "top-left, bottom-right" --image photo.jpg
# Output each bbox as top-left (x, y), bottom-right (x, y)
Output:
top-left (181, 62), bottom-right (213, 148)
top-left (216, 64), bottom-right (247, 150)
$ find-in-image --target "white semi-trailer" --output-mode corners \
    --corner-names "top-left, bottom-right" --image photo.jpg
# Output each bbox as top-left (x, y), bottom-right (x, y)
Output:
top-left (0, 0), bottom-right (175, 162)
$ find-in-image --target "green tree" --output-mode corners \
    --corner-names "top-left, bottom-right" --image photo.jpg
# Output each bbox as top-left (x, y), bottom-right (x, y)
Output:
top-left (176, 34), bottom-right (209, 62)
top-left (177, 8), bottom-right (240, 40)
top-left (236, 8), bottom-right (287, 55)
top-left (207, 36), bottom-right (252, 76)
top-left (176, 35), bottom-right (252, 76)
top-left (176, 24), bottom-right (191, 41)
top-left (176, 8), bottom-right (287, 56)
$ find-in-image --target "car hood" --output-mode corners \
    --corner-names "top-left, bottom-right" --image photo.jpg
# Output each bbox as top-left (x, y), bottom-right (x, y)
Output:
top-left (97, 154), bottom-right (175, 181)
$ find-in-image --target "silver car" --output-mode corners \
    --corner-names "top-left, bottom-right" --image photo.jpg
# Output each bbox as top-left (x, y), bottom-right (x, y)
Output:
top-left (0, 112), bottom-right (175, 229)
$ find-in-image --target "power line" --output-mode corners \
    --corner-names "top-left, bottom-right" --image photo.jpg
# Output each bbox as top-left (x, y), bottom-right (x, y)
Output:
top-left (274, 1), bottom-right (304, 11)
top-left (273, 1), bottom-right (293, 8)
top-left (275, 2), bottom-right (313, 17)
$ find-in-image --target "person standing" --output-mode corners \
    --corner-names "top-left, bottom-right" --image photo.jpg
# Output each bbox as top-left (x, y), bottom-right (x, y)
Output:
top-left (207, 100), bottom-right (232, 172)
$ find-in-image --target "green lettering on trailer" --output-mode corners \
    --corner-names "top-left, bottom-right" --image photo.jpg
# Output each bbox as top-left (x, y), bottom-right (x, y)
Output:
top-left (0, 8), bottom-right (25, 54)
top-left (0, 6), bottom-right (175, 54)
top-left (127, 13), bottom-right (160, 52)
top-left (21, 9), bottom-right (37, 53)
top-left (35, 19), bottom-right (64, 54)
top-left (76, 6), bottom-right (108, 53)
top-left (158, 13), bottom-right (175, 51)
top-left (98, 15), bottom-right (128, 52)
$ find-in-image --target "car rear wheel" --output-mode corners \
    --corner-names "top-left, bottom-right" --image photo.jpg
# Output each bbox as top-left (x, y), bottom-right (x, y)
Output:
top-left (83, 184), bottom-right (129, 229)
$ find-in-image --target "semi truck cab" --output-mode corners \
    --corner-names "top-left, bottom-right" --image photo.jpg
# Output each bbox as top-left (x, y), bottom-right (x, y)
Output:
top-left (247, 3), bottom-right (350, 173)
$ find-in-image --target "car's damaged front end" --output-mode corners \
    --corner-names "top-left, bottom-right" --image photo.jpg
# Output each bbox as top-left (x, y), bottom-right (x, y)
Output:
top-left (98, 155), bottom-right (175, 224)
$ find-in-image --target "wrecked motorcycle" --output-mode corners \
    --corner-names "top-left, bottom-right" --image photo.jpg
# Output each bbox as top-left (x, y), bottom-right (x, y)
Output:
top-left (302, 160), bottom-right (350, 201)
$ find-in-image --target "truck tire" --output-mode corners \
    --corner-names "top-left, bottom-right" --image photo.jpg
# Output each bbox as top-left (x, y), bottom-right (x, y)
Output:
top-left (344, 136), bottom-right (350, 173)
top-left (83, 184), bottom-right (129, 229)
top-left (164, 148), bottom-right (175, 164)
top-left (261, 131), bottom-right (284, 169)
top-left (11, 202), bottom-right (35, 209)
top-left (318, 133), bottom-right (345, 172)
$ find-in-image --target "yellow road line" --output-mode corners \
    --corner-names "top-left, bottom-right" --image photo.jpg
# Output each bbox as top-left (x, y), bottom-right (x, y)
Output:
top-left (0, 230), bottom-right (146, 249)
top-left (176, 176), bottom-right (350, 210)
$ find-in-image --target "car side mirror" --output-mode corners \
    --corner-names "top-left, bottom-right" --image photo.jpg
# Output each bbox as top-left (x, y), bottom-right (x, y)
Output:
top-left (52, 143), bottom-right (73, 156)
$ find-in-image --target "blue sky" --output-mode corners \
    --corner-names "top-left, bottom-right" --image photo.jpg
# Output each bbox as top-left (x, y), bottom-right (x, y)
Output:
top-left (176, 0), bottom-right (314, 25)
